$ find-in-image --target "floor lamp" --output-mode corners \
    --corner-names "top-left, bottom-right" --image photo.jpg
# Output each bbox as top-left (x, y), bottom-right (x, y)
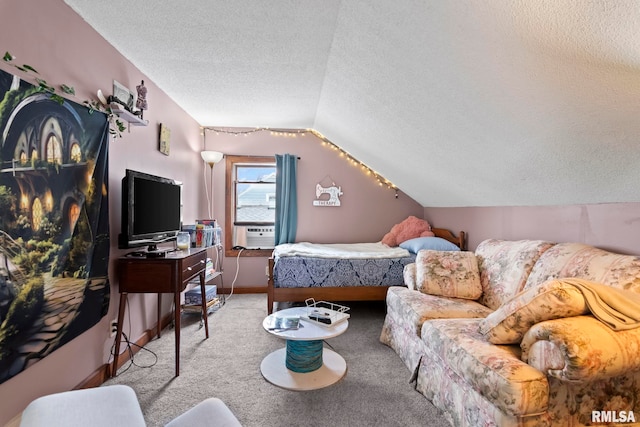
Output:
top-left (200, 150), bottom-right (224, 219)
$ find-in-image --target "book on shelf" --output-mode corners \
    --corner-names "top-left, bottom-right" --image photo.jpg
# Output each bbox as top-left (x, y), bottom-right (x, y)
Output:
top-left (188, 258), bottom-right (216, 284)
top-left (182, 297), bottom-right (219, 312)
top-left (265, 315), bottom-right (301, 331)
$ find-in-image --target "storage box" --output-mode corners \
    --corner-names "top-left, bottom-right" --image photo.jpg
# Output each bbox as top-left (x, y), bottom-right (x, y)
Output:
top-left (184, 285), bottom-right (217, 305)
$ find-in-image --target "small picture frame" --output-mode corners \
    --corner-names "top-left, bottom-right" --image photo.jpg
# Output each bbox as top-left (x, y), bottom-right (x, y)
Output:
top-left (159, 123), bottom-right (171, 155)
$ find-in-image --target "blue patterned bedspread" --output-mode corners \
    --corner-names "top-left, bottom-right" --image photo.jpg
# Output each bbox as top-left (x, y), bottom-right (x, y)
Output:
top-left (273, 255), bottom-right (416, 288)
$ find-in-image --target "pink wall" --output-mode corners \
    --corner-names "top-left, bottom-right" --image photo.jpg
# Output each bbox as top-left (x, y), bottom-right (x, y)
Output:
top-left (425, 203), bottom-right (640, 255)
top-left (207, 128), bottom-right (424, 288)
top-left (4, 1), bottom-right (637, 424)
top-left (0, 1), bottom-right (203, 423)
top-left (0, 3), bottom-right (422, 422)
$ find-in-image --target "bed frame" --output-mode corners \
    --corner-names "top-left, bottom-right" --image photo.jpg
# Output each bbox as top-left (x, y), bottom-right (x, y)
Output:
top-left (266, 228), bottom-right (466, 313)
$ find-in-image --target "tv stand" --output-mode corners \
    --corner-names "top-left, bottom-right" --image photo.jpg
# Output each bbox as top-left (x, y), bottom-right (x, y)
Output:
top-left (113, 247), bottom-right (208, 377)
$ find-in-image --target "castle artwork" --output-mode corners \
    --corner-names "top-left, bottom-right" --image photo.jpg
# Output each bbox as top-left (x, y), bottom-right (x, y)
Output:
top-left (0, 68), bottom-right (110, 384)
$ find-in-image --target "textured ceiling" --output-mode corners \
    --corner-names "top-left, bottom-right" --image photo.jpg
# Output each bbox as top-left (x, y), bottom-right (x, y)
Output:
top-left (63, 0), bottom-right (640, 207)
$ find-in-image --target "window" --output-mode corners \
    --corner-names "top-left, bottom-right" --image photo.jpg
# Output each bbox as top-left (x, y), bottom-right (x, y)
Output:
top-left (235, 164), bottom-right (276, 224)
top-left (32, 197), bottom-right (43, 231)
top-left (70, 142), bottom-right (82, 163)
top-left (68, 202), bottom-right (80, 231)
top-left (225, 155), bottom-right (275, 256)
top-left (45, 134), bottom-right (62, 164)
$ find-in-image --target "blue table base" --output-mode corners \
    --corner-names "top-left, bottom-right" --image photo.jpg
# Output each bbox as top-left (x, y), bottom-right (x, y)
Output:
top-left (285, 339), bottom-right (323, 373)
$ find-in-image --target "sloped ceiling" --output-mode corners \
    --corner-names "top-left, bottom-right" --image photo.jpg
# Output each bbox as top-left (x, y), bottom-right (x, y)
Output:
top-left (64, 0), bottom-right (640, 207)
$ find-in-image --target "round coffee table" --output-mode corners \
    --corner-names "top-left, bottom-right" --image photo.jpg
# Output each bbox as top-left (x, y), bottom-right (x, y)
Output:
top-left (261, 306), bottom-right (348, 390)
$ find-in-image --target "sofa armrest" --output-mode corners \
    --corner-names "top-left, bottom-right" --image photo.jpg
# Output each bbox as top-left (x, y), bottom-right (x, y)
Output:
top-left (521, 315), bottom-right (640, 382)
top-left (403, 263), bottom-right (417, 290)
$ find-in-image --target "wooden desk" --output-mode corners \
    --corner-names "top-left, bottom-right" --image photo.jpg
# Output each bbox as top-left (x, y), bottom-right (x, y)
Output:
top-left (112, 248), bottom-right (208, 377)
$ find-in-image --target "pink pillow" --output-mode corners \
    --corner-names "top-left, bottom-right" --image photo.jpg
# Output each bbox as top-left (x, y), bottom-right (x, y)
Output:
top-left (382, 215), bottom-right (434, 247)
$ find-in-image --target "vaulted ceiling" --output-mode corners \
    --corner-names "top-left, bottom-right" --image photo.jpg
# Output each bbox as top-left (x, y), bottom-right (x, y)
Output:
top-left (64, 0), bottom-right (640, 208)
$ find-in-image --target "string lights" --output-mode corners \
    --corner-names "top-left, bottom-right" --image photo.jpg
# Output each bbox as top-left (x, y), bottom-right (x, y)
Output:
top-left (202, 126), bottom-right (398, 191)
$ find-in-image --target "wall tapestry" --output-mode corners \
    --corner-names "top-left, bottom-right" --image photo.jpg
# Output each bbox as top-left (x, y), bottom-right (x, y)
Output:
top-left (0, 68), bottom-right (110, 384)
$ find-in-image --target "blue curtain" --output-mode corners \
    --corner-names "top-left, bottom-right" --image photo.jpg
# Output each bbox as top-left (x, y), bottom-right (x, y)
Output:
top-left (275, 154), bottom-right (298, 244)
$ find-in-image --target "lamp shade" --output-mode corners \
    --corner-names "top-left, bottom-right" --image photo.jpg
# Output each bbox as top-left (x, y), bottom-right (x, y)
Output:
top-left (201, 150), bottom-right (224, 165)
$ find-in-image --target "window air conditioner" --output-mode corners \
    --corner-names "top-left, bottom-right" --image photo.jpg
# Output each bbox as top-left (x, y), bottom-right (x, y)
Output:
top-left (233, 226), bottom-right (275, 249)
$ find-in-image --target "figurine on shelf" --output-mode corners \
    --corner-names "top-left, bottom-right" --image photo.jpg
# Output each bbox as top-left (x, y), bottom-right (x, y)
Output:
top-left (136, 80), bottom-right (148, 118)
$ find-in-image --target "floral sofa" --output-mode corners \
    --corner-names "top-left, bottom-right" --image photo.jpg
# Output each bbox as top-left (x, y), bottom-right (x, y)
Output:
top-left (380, 239), bottom-right (640, 426)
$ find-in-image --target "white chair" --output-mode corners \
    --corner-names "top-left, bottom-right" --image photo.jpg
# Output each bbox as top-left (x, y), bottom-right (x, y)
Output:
top-left (18, 385), bottom-right (242, 427)
top-left (165, 398), bottom-right (243, 427)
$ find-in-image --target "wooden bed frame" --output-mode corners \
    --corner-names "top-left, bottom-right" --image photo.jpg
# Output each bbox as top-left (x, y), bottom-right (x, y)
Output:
top-left (266, 228), bottom-right (466, 313)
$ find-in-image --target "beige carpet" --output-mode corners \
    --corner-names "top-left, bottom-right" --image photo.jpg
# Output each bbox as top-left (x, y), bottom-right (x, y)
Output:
top-left (103, 294), bottom-right (449, 427)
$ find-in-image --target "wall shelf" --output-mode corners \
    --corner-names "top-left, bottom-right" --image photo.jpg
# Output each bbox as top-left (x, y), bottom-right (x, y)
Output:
top-left (109, 103), bottom-right (148, 126)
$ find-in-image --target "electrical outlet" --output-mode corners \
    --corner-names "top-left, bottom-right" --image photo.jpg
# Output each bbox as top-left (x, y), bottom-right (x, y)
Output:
top-left (110, 318), bottom-right (118, 337)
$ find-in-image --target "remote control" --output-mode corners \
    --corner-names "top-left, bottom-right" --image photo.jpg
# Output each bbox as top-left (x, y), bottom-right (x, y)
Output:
top-left (309, 312), bottom-right (332, 324)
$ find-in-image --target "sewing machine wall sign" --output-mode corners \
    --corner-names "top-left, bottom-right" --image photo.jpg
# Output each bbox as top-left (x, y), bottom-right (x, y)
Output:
top-left (314, 181), bottom-right (343, 207)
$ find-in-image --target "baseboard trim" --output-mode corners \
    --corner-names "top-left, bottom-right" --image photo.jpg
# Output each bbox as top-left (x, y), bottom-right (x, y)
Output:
top-left (76, 313), bottom-right (173, 389)
top-left (77, 289), bottom-right (266, 389)
top-left (220, 286), bottom-right (267, 294)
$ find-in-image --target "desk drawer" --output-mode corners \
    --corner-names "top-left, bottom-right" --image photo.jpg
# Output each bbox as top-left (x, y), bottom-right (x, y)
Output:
top-left (181, 251), bottom-right (206, 282)
top-left (118, 261), bottom-right (174, 293)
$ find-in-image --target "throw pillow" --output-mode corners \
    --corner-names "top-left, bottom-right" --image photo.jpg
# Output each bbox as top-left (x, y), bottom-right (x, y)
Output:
top-left (400, 236), bottom-right (460, 254)
top-left (415, 250), bottom-right (482, 300)
top-left (381, 215), bottom-right (435, 247)
top-left (478, 279), bottom-right (589, 344)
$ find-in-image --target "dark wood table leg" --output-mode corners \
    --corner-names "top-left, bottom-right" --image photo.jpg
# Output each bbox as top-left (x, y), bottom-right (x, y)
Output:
top-left (200, 271), bottom-right (210, 338)
top-left (174, 290), bottom-right (181, 376)
top-left (157, 293), bottom-right (162, 338)
top-left (111, 292), bottom-right (127, 377)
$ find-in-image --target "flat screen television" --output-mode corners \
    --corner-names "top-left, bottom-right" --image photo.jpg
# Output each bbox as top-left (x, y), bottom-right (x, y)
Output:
top-left (119, 169), bottom-right (182, 251)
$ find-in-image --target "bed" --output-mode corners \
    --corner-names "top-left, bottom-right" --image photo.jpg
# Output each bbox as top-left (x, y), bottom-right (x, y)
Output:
top-left (266, 228), bottom-right (466, 313)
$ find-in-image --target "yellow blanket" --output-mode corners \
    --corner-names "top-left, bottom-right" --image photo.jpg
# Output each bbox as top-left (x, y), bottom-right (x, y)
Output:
top-left (560, 278), bottom-right (640, 331)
